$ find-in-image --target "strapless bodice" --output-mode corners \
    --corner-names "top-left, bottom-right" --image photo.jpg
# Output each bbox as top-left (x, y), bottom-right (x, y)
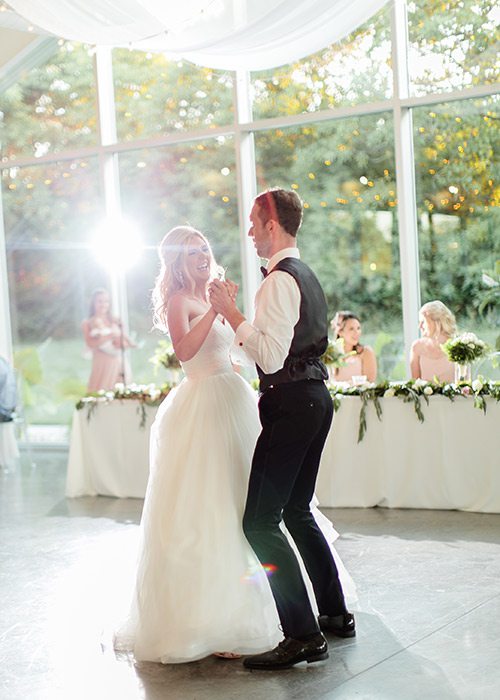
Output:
top-left (180, 315), bottom-right (234, 379)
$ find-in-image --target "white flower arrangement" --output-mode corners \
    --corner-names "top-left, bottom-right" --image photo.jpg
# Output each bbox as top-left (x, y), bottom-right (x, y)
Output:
top-left (442, 332), bottom-right (488, 364)
top-left (321, 337), bottom-right (356, 368)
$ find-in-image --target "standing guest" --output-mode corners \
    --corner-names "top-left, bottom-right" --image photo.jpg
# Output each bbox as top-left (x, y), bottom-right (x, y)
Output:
top-left (209, 188), bottom-right (355, 671)
top-left (410, 300), bottom-right (457, 383)
top-left (331, 311), bottom-right (377, 383)
top-left (82, 288), bottom-right (134, 392)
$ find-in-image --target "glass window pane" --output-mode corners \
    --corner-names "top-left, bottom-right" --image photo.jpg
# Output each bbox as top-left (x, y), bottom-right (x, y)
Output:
top-left (2, 158), bottom-right (103, 244)
top-left (113, 49), bottom-right (234, 141)
top-left (251, 7), bottom-right (391, 119)
top-left (118, 137), bottom-right (239, 381)
top-left (254, 114), bottom-right (405, 379)
top-left (408, 0), bottom-right (500, 96)
top-left (1, 42), bottom-right (98, 161)
top-left (414, 96), bottom-right (500, 360)
top-left (3, 159), bottom-right (106, 424)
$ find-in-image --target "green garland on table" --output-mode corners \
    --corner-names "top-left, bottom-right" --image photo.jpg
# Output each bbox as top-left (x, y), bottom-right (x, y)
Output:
top-left (328, 378), bottom-right (500, 442)
top-left (74, 378), bottom-right (500, 436)
top-left (76, 383), bottom-right (173, 428)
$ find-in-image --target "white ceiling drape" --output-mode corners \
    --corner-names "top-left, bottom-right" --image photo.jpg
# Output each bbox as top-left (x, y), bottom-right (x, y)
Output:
top-left (7, 0), bottom-right (390, 70)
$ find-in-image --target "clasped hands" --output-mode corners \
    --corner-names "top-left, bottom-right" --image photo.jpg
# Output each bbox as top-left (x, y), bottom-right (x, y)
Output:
top-left (208, 278), bottom-right (238, 317)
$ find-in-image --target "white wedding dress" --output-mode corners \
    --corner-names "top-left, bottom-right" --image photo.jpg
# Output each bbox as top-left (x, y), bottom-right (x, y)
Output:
top-left (114, 315), bottom-right (355, 663)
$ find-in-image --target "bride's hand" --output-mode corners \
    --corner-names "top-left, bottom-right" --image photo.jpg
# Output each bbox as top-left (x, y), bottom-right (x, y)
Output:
top-left (208, 279), bottom-right (234, 315)
top-left (224, 279), bottom-right (238, 301)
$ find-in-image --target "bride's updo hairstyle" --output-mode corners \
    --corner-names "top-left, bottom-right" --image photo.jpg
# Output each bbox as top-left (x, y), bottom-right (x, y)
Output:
top-left (152, 226), bottom-right (217, 332)
top-left (419, 300), bottom-right (457, 339)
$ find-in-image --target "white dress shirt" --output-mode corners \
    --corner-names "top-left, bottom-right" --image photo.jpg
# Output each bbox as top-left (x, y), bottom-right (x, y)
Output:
top-left (234, 248), bottom-right (301, 374)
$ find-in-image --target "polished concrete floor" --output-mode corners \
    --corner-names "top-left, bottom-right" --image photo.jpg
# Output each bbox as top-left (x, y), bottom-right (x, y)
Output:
top-left (1, 451), bottom-right (500, 700)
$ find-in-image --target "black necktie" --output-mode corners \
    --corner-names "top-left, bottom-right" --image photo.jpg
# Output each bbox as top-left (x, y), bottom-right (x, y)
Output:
top-left (260, 266), bottom-right (268, 278)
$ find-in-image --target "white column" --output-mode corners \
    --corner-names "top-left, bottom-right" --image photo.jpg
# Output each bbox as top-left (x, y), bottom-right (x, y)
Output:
top-left (0, 181), bottom-right (13, 362)
top-left (234, 69), bottom-right (260, 319)
top-left (391, 0), bottom-right (421, 370)
top-left (94, 47), bottom-right (130, 337)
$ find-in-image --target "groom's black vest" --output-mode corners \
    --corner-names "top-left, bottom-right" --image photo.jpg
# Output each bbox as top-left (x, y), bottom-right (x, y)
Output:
top-left (256, 257), bottom-right (329, 391)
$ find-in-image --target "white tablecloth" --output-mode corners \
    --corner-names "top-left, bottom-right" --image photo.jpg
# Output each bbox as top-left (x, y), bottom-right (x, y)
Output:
top-left (66, 395), bottom-right (500, 512)
top-left (316, 395), bottom-right (500, 513)
top-left (66, 402), bottom-right (156, 498)
top-left (0, 422), bottom-right (19, 467)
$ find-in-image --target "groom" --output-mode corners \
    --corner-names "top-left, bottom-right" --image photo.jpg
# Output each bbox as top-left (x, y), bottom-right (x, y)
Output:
top-left (209, 188), bottom-right (354, 670)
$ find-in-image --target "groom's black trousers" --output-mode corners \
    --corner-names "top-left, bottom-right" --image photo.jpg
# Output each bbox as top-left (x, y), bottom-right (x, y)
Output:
top-left (243, 379), bottom-right (347, 640)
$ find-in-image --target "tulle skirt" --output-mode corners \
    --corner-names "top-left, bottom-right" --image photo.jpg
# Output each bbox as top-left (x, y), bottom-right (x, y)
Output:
top-left (114, 370), bottom-right (355, 663)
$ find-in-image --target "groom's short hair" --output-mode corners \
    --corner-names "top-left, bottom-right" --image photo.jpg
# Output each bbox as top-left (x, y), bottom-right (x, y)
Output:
top-left (255, 188), bottom-right (303, 237)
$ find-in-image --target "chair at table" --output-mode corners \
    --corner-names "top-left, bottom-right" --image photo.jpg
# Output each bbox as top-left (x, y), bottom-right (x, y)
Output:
top-left (0, 356), bottom-right (20, 470)
top-left (12, 371), bottom-right (36, 468)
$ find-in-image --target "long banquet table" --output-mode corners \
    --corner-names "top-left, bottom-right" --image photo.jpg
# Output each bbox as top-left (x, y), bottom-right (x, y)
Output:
top-left (66, 394), bottom-right (500, 513)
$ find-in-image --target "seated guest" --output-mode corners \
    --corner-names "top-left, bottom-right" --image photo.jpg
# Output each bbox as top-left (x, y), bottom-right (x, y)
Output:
top-left (410, 300), bottom-right (456, 383)
top-left (0, 355), bottom-right (17, 423)
top-left (331, 311), bottom-right (377, 383)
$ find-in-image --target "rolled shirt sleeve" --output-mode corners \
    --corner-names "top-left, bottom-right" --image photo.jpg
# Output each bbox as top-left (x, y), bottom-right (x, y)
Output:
top-left (234, 271), bottom-right (300, 374)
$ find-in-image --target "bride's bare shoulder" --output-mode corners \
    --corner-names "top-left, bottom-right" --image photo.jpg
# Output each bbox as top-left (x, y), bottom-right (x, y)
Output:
top-left (166, 293), bottom-right (191, 318)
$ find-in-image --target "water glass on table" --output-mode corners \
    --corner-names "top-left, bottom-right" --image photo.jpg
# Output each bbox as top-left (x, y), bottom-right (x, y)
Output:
top-left (351, 375), bottom-right (367, 386)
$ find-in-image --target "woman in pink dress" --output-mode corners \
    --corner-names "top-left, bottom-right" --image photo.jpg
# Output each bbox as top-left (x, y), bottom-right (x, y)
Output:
top-left (82, 288), bottom-right (134, 392)
top-left (410, 300), bottom-right (457, 383)
top-left (331, 311), bottom-right (377, 383)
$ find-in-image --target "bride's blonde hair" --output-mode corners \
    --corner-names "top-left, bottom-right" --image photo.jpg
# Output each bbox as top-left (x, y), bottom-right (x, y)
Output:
top-left (152, 226), bottom-right (218, 332)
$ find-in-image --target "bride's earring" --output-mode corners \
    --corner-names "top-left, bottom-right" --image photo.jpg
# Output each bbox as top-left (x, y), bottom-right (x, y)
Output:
top-left (175, 269), bottom-right (184, 286)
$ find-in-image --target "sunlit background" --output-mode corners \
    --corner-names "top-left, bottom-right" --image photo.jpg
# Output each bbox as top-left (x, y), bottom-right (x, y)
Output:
top-left (1, 0), bottom-right (498, 431)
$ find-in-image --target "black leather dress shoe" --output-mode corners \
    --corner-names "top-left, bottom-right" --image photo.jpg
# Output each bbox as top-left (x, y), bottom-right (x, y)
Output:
top-left (318, 612), bottom-right (355, 638)
top-left (243, 633), bottom-right (328, 670)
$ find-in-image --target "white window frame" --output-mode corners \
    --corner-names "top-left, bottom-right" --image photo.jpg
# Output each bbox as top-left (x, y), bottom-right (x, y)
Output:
top-left (1, 0), bottom-right (499, 369)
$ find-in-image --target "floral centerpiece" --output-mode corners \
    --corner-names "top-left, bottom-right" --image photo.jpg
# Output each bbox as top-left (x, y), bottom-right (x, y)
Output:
top-left (321, 338), bottom-right (355, 381)
top-left (150, 340), bottom-right (181, 371)
top-left (442, 332), bottom-right (488, 382)
top-left (149, 340), bottom-right (183, 383)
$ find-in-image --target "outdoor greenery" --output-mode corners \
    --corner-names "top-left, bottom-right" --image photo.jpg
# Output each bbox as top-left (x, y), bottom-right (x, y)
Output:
top-left (1, 0), bottom-right (498, 425)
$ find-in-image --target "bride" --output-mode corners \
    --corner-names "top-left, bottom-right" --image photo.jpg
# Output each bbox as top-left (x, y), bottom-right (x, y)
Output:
top-left (114, 225), bottom-right (355, 663)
